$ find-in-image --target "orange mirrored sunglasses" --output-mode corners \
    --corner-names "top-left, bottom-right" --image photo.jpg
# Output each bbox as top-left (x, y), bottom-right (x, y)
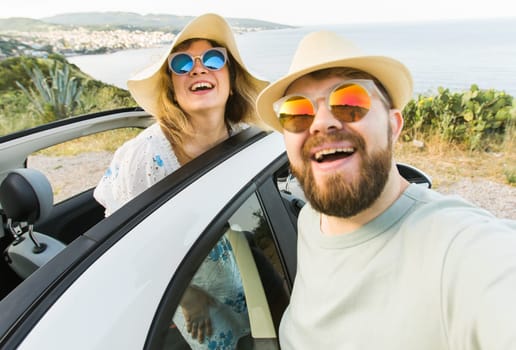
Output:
top-left (273, 79), bottom-right (390, 133)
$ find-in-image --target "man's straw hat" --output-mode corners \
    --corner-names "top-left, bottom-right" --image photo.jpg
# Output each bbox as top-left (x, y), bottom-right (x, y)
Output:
top-left (127, 13), bottom-right (268, 117)
top-left (256, 31), bottom-right (413, 132)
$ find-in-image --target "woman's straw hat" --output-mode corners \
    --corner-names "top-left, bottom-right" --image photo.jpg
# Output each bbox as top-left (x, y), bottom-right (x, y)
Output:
top-left (127, 13), bottom-right (268, 117)
top-left (256, 31), bottom-right (413, 132)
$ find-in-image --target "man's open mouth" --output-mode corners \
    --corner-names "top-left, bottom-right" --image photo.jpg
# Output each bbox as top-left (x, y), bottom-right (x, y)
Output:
top-left (313, 147), bottom-right (355, 163)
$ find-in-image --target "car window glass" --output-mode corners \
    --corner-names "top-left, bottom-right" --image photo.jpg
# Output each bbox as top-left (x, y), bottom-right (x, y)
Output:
top-left (229, 193), bottom-right (288, 287)
top-left (159, 193), bottom-right (288, 349)
top-left (276, 171), bottom-right (306, 202)
top-left (229, 193), bottom-right (290, 335)
top-left (163, 232), bottom-right (251, 349)
top-left (26, 128), bottom-right (141, 203)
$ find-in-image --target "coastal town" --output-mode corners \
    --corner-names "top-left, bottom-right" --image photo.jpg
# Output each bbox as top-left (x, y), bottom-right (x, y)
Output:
top-left (0, 24), bottom-right (268, 59)
top-left (1, 28), bottom-right (176, 58)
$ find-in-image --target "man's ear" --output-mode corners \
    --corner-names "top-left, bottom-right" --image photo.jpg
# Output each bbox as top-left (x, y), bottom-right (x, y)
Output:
top-left (389, 109), bottom-right (404, 142)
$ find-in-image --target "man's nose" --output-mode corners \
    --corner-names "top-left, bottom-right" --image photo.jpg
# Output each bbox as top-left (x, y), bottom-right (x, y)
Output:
top-left (309, 100), bottom-right (343, 134)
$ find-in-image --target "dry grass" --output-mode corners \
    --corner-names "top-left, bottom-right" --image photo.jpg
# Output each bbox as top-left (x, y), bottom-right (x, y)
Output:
top-left (395, 134), bottom-right (516, 189)
top-left (35, 128), bottom-right (142, 156)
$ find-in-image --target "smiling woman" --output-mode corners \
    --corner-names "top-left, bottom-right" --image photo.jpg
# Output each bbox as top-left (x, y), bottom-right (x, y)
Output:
top-left (91, 13), bottom-right (270, 349)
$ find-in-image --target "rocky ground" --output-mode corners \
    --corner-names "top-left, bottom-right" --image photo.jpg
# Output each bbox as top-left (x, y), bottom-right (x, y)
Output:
top-left (29, 151), bottom-right (516, 220)
top-left (436, 179), bottom-right (515, 220)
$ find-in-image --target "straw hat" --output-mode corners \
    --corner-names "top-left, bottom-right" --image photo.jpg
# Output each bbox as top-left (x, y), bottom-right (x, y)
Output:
top-left (127, 13), bottom-right (268, 117)
top-left (256, 31), bottom-right (413, 132)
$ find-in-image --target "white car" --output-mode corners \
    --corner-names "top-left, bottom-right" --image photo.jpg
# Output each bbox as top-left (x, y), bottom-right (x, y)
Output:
top-left (0, 108), bottom-right (430, 349)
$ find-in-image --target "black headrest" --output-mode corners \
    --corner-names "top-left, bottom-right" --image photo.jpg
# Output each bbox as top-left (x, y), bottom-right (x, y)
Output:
top-left (0, 169), bottom-right (53, 224)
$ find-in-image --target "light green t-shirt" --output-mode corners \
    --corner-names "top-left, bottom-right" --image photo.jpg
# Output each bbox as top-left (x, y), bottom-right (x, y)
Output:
top-left (280, 184), bottom-right (516, 350)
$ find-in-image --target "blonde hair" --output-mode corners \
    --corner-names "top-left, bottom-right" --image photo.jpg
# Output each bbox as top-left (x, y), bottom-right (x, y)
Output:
top-left (153, 39), bottom-right (264, 163)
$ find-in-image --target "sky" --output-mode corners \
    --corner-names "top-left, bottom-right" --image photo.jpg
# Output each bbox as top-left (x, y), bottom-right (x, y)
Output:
top-left (2, 0), bottom-right (515, 26)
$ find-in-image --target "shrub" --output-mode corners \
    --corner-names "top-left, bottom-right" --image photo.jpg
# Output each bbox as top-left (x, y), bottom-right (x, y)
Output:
top-left (0, 55), bottom-right (137, 135)
top-left (0, 91), bottom-right (47, 136)
top-left (403, 85), bottom-right (515, 151)
top-left (16, 60), bottom-right (83, 121)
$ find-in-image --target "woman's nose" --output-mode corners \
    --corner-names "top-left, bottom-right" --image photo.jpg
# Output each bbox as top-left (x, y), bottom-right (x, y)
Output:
top-left (189, 57), bottom-right (207, 75)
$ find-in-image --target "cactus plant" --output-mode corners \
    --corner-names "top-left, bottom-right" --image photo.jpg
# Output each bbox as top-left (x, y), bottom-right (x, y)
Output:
top-left (16, 60), bottom-right (83, 121)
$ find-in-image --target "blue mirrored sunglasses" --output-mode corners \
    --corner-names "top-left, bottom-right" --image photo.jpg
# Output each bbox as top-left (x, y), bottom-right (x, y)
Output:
top-left (167, 47), bottom-right (228, 75)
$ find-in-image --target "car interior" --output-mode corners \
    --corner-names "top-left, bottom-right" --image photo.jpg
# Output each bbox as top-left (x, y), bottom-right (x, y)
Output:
top-left (0, 167), bottom-right (105, 300)
top-left (0, 168), bottom-right (66, 279)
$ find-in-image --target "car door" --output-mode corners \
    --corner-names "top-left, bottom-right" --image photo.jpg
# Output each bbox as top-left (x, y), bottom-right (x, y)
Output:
top-left (0, 127), bottom-right (299, 349)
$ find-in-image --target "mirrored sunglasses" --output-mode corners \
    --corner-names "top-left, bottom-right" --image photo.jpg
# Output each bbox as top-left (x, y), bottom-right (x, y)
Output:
top-left (273, 79), bottom-right (390, 133)
top-left (168, 47), bottom-right (228, 75)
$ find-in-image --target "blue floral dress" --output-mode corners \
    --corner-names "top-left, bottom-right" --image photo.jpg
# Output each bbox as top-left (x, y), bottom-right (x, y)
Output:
top-left (94, 122), bottom-right (250, 349)
top-left (174, 235), bottom-right (250, 349)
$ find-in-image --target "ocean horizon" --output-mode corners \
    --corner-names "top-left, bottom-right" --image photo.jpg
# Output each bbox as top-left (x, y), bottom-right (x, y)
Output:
top-left (69, 17), bottom-right (516, 97)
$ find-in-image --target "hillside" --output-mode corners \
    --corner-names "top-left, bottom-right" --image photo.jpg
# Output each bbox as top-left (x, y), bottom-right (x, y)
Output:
top-left (43, 12), bottom-right (292, 31)
top-left (0, 17), bottom-right (67, 32)
top-left (1, 12), bottom-right (293, 32)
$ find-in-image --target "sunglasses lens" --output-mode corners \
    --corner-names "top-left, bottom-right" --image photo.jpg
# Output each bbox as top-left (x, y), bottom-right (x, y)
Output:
top-left (170, 54), bottom-right (193, 75)
top-left (330, 83), bottom-right (371, 122)
top-left (202, 49), bottom-right (226, 70)
top-left (278, 96), bottom-right (315, 133)
top-left (169, 49), bottom-right (226, 75)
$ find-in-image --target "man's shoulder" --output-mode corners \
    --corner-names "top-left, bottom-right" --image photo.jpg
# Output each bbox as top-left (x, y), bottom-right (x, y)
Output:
top-left (406, 184), bottom-right (504, 216)
top-left (402, 184), bottom-right (516, 238)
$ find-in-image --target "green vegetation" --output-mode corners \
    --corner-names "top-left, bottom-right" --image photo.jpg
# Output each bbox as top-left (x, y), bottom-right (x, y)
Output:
top-left (16, 60), bottom-right (83, 121)
top-left (0, 54), bottom-right (136, 136)
top-left (402, 85), bottom-right (515, 151)
top-left (399, 86), bottom-right (515, 186)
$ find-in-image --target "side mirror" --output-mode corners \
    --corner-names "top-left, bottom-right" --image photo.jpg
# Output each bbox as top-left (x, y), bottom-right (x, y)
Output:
top-left (396, 163), bottom-right (432, 188)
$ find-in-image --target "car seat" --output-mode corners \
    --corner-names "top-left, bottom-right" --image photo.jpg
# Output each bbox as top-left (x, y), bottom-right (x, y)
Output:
top-left (0, 168), bottom-right (66, 279)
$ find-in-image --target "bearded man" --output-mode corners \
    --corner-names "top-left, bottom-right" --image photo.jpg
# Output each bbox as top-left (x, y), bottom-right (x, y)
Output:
top-left (256, 31), bottom-right (516, 350)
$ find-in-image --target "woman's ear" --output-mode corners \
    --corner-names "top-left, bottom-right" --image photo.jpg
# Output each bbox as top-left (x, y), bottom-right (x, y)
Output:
top-left (389, 109), bottom-right (404, 142)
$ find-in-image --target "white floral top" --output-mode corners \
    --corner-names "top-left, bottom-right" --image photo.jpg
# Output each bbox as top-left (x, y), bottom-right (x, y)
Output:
top-left (94, 122), bottom-right (250, 348)
top-left (94, 122), bottom-right (246, 216)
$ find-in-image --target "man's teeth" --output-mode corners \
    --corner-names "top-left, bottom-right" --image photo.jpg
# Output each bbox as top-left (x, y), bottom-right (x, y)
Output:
top-left (314, 147), bottom-right (354, 161)
top-left (190, 82), bottom-right (214, 91)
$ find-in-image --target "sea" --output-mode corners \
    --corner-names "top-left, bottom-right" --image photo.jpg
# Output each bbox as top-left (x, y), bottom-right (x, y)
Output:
top-left (68, 17), bottom-right (516, 97)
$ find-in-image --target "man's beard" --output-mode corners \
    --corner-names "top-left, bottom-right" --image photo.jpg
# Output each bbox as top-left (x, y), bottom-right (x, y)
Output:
top-left (291, 130), bottom-right (392, 218)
